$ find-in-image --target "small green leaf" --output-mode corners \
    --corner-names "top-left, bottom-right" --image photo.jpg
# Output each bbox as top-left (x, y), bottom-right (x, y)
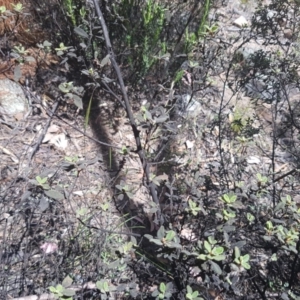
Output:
top-left (115, 184), bottom-right (123, 191)
top-left (192, 291), bottom-right (199, 297)
top-left (59, 82), bottom-right (74, 93)
top-left (286, 194), bottom-right (292, 203)
top-left (204, 240), bottom-right (211, 253)
top-left (43, 40), bottom-right (52, 47)
top-left (167, 241), bottom-right (182, 249)
top-left (96, 281), bottom-right (101, 291)
top-left (49, 286), bottom-right (57, 293)
top-left (210, 261), bottom-right (222, 275)
top-left (187, 285), bottom-right (193, 294)
top-left (56, 284), bottom-right (64, 292)
top-left (208, 236), bottom-right (217, 245)
top-left (70, 94), bottom-right (83, 110)
top-left (212, 255), bottom-right (226, 261)
top-left (100, 54), bottom-right (111, 67)
top-left (62, 275), bottom-right (73, 288)
top-left (76, 207), bottom-right (88, 216)
top-left (44, 189), bottom-right (64, 200)
top-left (197, 254), bottom-right (207, 260)
top-left (120, 146), bottom-right (129, 155)
top-left (274, 201), bottom-right (285, 212)
top-left (74, 27), bottom-right (89, 38)
top-left (0, 6), bottom-right (7, 14)
top-left (241, 254), bottom-right (250, 262)
top-left (144, 234), bottom-right (153, 240)
top-left (165, 230), bottom-right (176, 241)
top-left (157, 226), bottom-right (165, 239)
top-left (234, 246), bottom-right (240, 259)
top-left (123, 242), bottom-right (133, 253)
top-left (154, 114), bottom-right (169, 123)
top-left (125, 191), bottom-right (134, 199)
top-left (265, 221), bottom-right (273, 230)
top-left (212, 246), bottom-right (224, 256)
top-left (55, 42), bottom-right (69, 51)
top-left (12, 3), bottom-right (23, 13)
top-left (96, 280), bottom-right (110, 293)
top-left (150, 238), bottom-right (163, 246)
top-left (100, 202), bottom-right (110, 211)
top-left (242, 262), bottom-right (251, 270)
top-left (221, 193), bottom-right (237, 204)
top-left (36, 176), bottom-right (47, 184)
top-left (159, 282), bottom-right (166, 293)
top-left (63, 288), bottom-right (76, 297)
top-left (246, 213), bottom-right (255, 223)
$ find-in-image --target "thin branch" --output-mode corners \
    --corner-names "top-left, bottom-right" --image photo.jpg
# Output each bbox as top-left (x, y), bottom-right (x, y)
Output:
top-left (270, 168), bottom-right (297, 185)
top-left (92, 0), bottom-right (161, 223)
top-left (28, 100), bottom-right (60, 164)
top-left (77, 218), bottom-right (141, 237)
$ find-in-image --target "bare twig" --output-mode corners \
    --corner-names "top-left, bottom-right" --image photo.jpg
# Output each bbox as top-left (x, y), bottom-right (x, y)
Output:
top-left (273, 168), bottom-right (297, 184)
top-left (28, 100), bottom-right (60, 163)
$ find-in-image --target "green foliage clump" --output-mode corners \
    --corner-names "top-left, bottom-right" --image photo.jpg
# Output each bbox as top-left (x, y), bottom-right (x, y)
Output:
top-left (49, 276), bottom-right (75, 300)
top-left (113, 0), bottom-right (167, 79)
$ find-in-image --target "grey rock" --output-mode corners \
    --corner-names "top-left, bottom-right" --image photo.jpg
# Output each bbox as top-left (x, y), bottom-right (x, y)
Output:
top-left (233, 16), bottom-right (248, 28)
top-left (235, 47), bottom-right (256, 61)
top-left (176, 94), bottom-right (202, 117)
top-left (0, 79), bottom-right (28, 116)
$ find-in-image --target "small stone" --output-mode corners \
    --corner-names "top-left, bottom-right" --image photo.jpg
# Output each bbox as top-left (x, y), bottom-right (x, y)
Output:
top-left (247, 156), bottom-right (261, 164)
top-left (185, 140), bottom-right (195, 149)
top-left (284, 29), bottom-right (293, 39)
top-left (233, 16), bottom-right (248, 28)
top-left (266, 10), bottom-right (277, 20)
top-left (0, 79), bottom-right (28, 116)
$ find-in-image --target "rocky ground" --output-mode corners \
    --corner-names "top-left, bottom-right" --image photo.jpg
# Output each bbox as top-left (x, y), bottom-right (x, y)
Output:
top-left (1, 0), bottom-right (300, 299)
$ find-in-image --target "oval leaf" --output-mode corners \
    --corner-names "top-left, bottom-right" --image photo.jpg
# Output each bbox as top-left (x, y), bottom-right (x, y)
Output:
top-left (204, 240), bottom-right (211, 253)
top-left (165, 230), bottom-right (176, 241)
top-left (210, 260), bottom-right (222, 275)
top-left (154, 114), bottom-right (169, 123)
top-left (72, 94), bottom-right (83, 109)
top-left (213, 255), bottom-right (226, 261)
top-left (100, 54), bottom-right (111, 67)
top-left (62, 275), bottom-right (73, 288)
top-left (157, 226), bottom-right (165, 239)
top-left (44, 189), bottom-right (64, 200)
top-left (234, 246), bottom-right (240, 259)
top-left (63, 288), bottom-right (76, 297)
top-left (74, 27), bottom-right (89, 38)
top-left (159, 282), bottom-right (166, 293)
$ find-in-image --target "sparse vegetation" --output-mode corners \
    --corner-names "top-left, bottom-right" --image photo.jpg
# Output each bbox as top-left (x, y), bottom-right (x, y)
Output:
top-left (1, 0), bottom-right (300, 299)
